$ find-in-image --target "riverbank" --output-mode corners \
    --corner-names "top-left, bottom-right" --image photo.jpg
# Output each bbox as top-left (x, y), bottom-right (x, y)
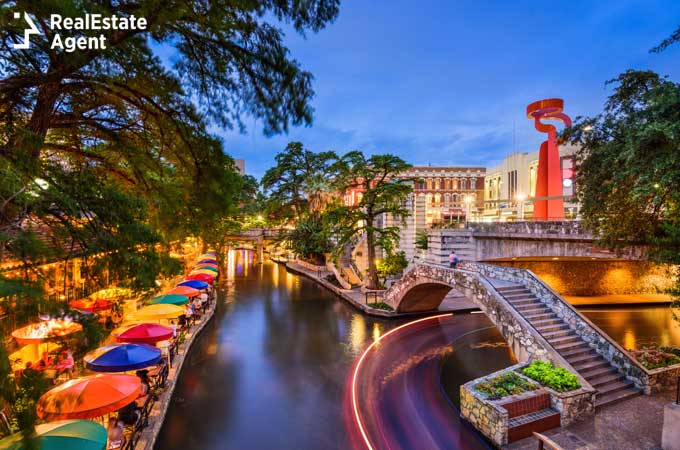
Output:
top-left (282, 259), bottom-right (479, 318)
top-left (132, 295), bottom-right (217, 450)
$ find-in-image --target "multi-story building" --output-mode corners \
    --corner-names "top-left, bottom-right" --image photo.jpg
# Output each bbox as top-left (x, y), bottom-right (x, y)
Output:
top-left (402, 166), bottom-right (486, 225)
top-left (482, 145), bottom-right (579, 221)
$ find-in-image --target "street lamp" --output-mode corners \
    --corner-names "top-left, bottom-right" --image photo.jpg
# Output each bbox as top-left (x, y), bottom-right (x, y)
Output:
top-left (464, 195), bottom-right (472, 227)
top-left (516, 193), bottom-right (526, 221)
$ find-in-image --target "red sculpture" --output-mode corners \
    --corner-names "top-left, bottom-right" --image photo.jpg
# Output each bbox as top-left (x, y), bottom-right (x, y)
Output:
top-left (526, 99), bottom-right (571, 221)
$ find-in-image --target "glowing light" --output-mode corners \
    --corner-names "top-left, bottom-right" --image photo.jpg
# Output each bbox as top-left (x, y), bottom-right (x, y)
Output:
top-left (350, 314), bottom-right (453, 450)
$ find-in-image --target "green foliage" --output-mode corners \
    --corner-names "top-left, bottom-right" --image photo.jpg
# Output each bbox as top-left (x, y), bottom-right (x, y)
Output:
top-left (415, 230), bottom-right (429, 250)
top-left (475, 372), bottom-right (538, 400)
top-left (521, 361), bottom-right (580, 392)
top-left (368, 302), bottom-right (394, 311)
top-left (376, 251), bottom-right (408, 284)
top-left (564, 69), bottom-right (680, 320)
top-left (262, 142), bottom-right (340, 222)
top-left (284, 215), bottom-right (333, 263)
top-left (326, 151), bottom-right (414, 289)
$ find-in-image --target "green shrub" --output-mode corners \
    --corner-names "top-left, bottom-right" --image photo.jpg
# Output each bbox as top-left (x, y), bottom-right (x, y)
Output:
top-left (475, 371), bottom-right (538, 400)
top-left (521, 360), bottom-right (580, 392)
top-left (368, 302), bottom-right (393, 311)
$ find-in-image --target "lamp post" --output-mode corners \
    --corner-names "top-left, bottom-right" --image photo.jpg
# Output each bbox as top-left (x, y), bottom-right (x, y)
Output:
top-left (464, 195), bottom-right (472, 227)
top-left (516, 193), bottom-right (526, 221)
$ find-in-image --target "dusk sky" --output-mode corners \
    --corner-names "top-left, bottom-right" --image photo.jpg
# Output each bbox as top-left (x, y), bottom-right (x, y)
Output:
top-left (191, 1), bottom-right (680, 178)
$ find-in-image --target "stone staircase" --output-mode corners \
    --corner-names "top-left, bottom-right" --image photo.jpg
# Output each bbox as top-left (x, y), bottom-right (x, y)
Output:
top-left (496, 284), bottom-right (640, 407)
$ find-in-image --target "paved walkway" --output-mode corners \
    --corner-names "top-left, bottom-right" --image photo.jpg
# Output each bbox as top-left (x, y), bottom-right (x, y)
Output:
top-left (504, 390), bottom-right (675, 450)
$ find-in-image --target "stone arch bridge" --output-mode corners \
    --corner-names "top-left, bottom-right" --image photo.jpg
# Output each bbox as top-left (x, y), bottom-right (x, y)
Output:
top-left (383, 262), bottom-right (652, 407)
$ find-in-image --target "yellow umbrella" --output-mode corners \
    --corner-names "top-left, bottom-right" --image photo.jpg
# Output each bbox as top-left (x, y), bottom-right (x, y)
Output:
top-left (128, 304), bottom-right (183, 321)
top-left (190, 269), bottom-right (218, 276)
top-left (88, 288), bottom-right (132, 300)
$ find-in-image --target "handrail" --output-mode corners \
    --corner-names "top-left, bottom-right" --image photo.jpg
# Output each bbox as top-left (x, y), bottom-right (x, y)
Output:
top-left (533, 432), bottom-right (565, 450)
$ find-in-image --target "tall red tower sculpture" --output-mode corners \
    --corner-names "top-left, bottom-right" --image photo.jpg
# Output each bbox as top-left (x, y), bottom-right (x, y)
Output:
top-left (526, 98), bottom-right (572, 221)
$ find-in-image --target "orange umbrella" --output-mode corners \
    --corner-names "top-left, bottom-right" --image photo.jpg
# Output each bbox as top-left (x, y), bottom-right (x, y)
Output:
top-left (37, 374), bottom-right (141, 420)
top-left (167, 286), bottom-right (200, 297)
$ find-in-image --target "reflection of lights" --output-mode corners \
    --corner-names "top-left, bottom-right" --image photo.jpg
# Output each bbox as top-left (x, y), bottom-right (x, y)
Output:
top-left (349, 316), bottom-right (366, 354)
top-left (623, 330), bottom-right (636, 351)
top-left (372, 323), bottom-right (383, 342)
top-left (351, 314), bottom-right (453, 450)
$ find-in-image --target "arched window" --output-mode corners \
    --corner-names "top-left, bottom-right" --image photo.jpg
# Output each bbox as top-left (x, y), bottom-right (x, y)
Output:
top-left (470, 178), bottom-right (476, 189)
top-left (444, 193), bottom-right (451, 206)
top-left (434, 193), bottom-right (441, 207)
top-left (460, 179), bottom-right (467, 190)
top-left (452, 193), bottom-right (458, 205)
top-left (426, 194), bottom-right (433, 207)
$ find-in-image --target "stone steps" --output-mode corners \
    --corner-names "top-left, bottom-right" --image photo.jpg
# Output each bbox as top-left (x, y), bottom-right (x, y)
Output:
top-left (494, 283), bottom-right (640, 409)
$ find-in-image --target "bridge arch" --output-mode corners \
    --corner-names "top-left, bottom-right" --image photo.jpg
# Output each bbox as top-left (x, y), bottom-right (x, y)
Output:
top-left (391, 276), bottom-right (465, 312)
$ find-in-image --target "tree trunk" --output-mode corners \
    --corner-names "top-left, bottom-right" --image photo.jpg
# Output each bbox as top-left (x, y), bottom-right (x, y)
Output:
top-left (365, 215), bottom-right (379, 289)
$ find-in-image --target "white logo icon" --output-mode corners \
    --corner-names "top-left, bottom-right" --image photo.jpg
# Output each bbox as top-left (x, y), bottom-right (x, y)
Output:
top-left (12, 12), bottom-right (41, 49)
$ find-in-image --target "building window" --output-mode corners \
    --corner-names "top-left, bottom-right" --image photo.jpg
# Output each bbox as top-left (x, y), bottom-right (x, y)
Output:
top-left (529, 166), bottom-right (537, 197)
top-left (452, 178), bottom-right (458, 190)
top-left (508, 170), bottom-right (518, 200)
top-left (470, 178), bottom-right (476, 189)
top-left (460, 179), bottom-right (467, 190)
top-left (452, 193), bottom-right (458, 206)
top-left (444, 193), bottom-right (450, 206)
top-left (435, 178), bottom-right (441, 190)
top-left (426, 194), bottom-right (433, 207)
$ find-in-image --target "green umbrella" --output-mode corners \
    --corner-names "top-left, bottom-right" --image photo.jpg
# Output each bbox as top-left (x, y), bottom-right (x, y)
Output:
top-left (194, 266), bottom-right (218, 273)
top-left (0, 420), bottom-right (107, 450)
top-left (148, 294), bottom-right (188, 306)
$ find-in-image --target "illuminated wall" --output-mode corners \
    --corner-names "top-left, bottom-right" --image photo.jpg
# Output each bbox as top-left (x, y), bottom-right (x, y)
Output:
top-left (494, 260), bottom-right (677, 296)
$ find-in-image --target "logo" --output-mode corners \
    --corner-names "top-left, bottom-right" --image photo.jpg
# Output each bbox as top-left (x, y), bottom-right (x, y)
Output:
top-left (10, 12), bottom-right (148, 52)
top-left (12, 12), bottom-right (41, 49)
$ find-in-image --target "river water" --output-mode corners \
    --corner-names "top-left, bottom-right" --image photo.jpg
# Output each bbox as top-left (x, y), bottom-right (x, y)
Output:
top-left (155, 251), bottom-right (678, 450)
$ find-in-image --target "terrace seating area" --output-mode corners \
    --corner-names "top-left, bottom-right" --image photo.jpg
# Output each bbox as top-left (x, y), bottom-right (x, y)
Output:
top-left (0, 250), bottom-right (220, 450)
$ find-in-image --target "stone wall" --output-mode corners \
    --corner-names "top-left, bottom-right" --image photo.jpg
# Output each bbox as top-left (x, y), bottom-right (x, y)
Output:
top-left (460, 379), bottom-right (509, 446)
top-left (494, 260), bottom-right (675, 296)
top-left (461, 363), bottom-right (595, 446)
top-left (460, 261), bottom-right (654, 393)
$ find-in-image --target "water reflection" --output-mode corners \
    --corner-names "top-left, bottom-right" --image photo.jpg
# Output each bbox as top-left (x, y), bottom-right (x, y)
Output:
top-left (580, 305), bottom-right (680, 349)
top-left (155, 252), bottom-right (515, 450)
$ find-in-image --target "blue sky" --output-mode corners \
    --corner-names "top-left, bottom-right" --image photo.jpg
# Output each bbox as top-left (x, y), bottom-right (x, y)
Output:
top-left (192, 1), bottom-right (680, 178)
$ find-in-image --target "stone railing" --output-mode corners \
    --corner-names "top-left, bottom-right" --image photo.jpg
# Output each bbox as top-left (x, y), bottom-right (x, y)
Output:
top-left (461, 362), bottom-right (595, 447)
top-left (460, 261), bottom-right (659, 392)
top-left (468, 221), bottom-right (590, 238)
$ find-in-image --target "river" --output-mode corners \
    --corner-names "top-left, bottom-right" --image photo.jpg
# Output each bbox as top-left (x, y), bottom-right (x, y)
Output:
top-left (155, 251), bottom-right (678, 450)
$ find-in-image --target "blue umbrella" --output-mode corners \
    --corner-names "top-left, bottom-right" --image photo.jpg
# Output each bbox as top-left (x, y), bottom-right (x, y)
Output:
top-left (177, 280), bottom-right (209, 290)
top-left (197, 259), bottom-right (217, 264)
top-left (84, 343), bottom-right (162, 373)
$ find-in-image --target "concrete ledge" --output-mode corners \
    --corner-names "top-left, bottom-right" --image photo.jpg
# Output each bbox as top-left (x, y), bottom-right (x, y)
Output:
top-left (133, 299), bottom-right (217, 449)
top-left (662, 402), bottom-right (680, 450)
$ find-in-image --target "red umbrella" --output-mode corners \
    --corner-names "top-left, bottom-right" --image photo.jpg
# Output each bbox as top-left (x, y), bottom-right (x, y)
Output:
top-left (37, 374), bottom-right (141, 420)
top-left (69, 298), bottom-right (113, 313)
top-left (113, 323), bottom-right (173, 344)
top-left (186, 273), bottom-right (214, 283)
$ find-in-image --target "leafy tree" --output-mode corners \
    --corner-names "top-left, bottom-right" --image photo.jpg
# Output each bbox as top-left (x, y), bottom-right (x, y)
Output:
top-left (261, 142), bottom-right (339, 222)
top-left (262, 142), bottom-right (340, 262)
top-left (415, 230), bottom-right (429, 250)
top-left (376, 251), bottom-right (408, 286)
top-left (285, 215), bottom-right (334, 264)
top-left (564, 70), bottom-right (680, 318)
top-left (327, 152), bottom-right (413, 289)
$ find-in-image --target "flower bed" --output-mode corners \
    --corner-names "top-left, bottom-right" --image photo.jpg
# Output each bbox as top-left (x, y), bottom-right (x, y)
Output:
top-left (474, 371), bottom-right (539, 400)
top-left (520, 360), bottom-right (580, 392)
top-left (630, 346), bottom-right (680, 370)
